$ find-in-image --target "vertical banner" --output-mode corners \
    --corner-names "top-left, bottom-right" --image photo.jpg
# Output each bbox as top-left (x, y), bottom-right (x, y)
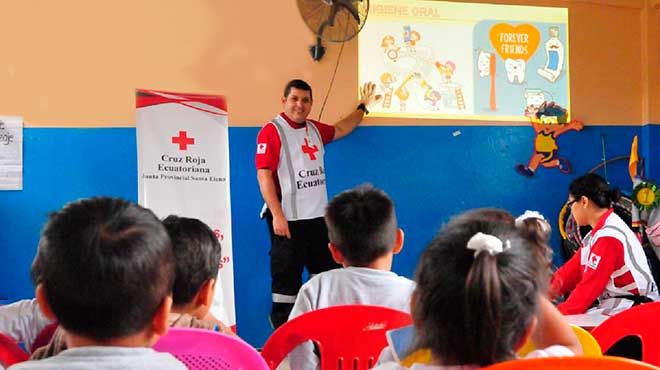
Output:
top-left (0, 116), bottom-right (23, 190)
top-left (136, 90), bottom-right (235, 328)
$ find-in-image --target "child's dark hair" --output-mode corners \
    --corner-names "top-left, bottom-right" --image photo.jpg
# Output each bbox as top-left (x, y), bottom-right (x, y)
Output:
top-left (450, 208), bottom-right (515, 225)
top-left (569, 173), bottom-right (621, 208)
top-left (515, 212), bottom-right (553, 276)
top-left (283, 79), bottom-right (313, 100)
top-left (162, 215), bottom-right (222, 307)
top-left (413, 210), bottom-right (542, 366)
top-left (325, 184), bottom-right (397, 266)
top-left (32, 197), bottom-right (174, 341)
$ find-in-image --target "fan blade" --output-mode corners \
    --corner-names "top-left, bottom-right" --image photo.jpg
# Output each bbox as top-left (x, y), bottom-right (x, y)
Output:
top-left (335, 0), bottom-right (361, 22)
top-left (298, 0), bottom-right (368, 42)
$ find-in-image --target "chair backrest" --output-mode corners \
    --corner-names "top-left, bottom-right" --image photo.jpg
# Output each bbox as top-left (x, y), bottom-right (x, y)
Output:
top-left (31, 322), bottom-right (59, 353)
top-left (517, 324), bottom-right (602, 357)
top-left (482, 356), bottom-right (658, 370)
top-left (153, 328), bottom-right (269, 370)
top-left (0, 332), bottom-right (28, 367)
top-left (260, 305), bottom-right (413, 370)
top-left (590, 301), bottom-right (660, 366)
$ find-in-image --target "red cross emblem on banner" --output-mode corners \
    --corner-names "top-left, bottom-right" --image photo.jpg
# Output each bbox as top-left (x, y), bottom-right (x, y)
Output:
top-left (302, 138), bottom-right (318, 160)
top-left (172, 131), bottom-right (195, 151)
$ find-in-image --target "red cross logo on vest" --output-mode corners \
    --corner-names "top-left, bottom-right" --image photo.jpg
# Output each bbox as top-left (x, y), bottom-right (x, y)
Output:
top-left (172, 131), bottom-right (195, 151)
top-left (588, 252), bottom-right (601, 270)
top-left (302, 138), bottom-right (318, 160)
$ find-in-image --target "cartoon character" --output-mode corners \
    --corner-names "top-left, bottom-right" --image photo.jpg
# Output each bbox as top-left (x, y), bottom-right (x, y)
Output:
top-left (403, 25), bottom-right (421, 47)
top-left (477, 50), bottom-right (492, 77)
top-left (381, 35), bottom-right (400, 62)
top-left (537, 27), bottom-right (564, 83)
top-left (516, 102), bottom-right (584, 178)
top-left (395, 74), bottom-right (414, 111)
top-left (524, 89), bottom-right (546, 117)
top-left (434, 61), bottom-right (456, 82)
top-left (425, 90), bottom-right (441, 109)
top-left (421, 80), bottom-right (441, 109)
top-left (504, 58), bottom-right (526, 84)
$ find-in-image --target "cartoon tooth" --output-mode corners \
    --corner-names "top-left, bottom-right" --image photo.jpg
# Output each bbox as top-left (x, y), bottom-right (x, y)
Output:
top-left (505, 58), bottom-right (526, 84)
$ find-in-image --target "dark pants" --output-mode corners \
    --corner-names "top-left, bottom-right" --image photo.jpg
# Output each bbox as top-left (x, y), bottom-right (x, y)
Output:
top-left (266, 210), bottom-right (340, 329)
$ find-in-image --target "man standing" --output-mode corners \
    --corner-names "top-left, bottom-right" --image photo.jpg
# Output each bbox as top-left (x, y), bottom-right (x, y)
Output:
top-left (256, 79), bottom-right (379, 328)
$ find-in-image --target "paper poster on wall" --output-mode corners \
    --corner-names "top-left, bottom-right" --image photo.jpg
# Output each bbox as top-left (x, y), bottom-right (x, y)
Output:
top-left (359, 0), bottom-right (569, 121)
top-left (0, 116), bottom-right (23, 190)
top-left (136, 90), bottom-right (236, 329)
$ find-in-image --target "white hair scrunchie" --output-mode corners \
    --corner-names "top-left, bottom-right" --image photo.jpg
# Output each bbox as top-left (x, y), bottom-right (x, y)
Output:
top-left (467, 232), bottom-right (511, 257)
top-left (514, 210), bottom-right (545, 226)
top-left (515, 210), bottom-right (550, 234)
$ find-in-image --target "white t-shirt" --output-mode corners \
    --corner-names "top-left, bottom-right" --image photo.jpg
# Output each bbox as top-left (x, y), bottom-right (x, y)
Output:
top-left (8, 346), bottom-right (186, 370)
top-left (0, 299), bottom-right (53, 351)
top-left (288, 267), bottom-right (415, 370)
top-left (371, 345), bottom-right (574, 370)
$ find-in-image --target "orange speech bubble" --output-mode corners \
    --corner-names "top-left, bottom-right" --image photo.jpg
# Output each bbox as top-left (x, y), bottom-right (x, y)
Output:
top-left (489, 23), bottom-right (540, 62)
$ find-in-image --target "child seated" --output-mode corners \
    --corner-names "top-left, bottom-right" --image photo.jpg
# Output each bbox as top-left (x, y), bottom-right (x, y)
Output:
top-left (515, 210), bottom-right (553, 279)
top-left (161, 215), bottom-right (233, 335)
top-left (31, 214), bottom-right (234, 359)
top-left (11, 197), bottom-right (185, 370)
top-left (0, 252), bottom-right (54, 353)
top-left (0, 299), bottom-right (53, 353)
top-left (288, 184), bottom-right (415, 370)
top-left (374, 208), bottom-right (577, 370)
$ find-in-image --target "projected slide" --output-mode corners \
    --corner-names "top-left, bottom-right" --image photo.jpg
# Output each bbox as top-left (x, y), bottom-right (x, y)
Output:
top-left (359, 0), bottom-right (569, 121)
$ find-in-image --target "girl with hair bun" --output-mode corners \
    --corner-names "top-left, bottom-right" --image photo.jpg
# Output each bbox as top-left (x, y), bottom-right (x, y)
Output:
top-left (551, 173), bottom-right (659, 314)
top-left (373, 209), bottom-right (578, 370)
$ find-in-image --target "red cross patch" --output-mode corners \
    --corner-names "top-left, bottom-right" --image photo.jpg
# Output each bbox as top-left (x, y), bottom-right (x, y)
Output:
top-left (588, 252), bottom-right (601, 270)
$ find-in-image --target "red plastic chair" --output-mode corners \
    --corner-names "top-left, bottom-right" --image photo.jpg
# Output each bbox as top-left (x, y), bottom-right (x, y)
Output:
top-left (590, 301), bottom-right (660, 366)
top-left (0, 332), bottom-right (29, 367)
top-left (30, 322), bottom-right (59, 353)
top-left (153, 327), bottom-right (269, 370)
top-left (260, 305), bottom-right (412, 370)
top-left (483, 356), bottom-right (658, 370)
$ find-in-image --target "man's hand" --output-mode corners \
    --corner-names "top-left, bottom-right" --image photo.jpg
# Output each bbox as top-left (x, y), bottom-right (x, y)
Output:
top-left (359, 82), bottom-right (383, 108)
top-left (273, 214), bottom-right (291, 239)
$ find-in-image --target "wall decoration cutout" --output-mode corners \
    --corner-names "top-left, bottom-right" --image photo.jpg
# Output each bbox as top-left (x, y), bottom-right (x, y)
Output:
top-left (515, 102), bottom-right (583, 178)
top-left (632, 181), bottom-right (659, 211)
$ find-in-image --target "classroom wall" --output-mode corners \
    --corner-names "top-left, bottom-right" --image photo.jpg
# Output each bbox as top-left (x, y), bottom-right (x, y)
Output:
top-left (0, 0), bottom-right (658, 347)
top-left (645, 1), bottom-right (660, 178)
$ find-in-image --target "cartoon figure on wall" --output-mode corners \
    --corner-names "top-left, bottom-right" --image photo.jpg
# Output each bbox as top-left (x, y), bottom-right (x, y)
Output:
top-left (516, 102), bottom-right (584, 178)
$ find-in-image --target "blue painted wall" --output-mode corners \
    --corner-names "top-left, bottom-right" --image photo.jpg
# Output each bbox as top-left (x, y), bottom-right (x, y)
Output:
top-left (0, 124), bottom-right (652, 347)
top-left (642, 124), bottom-right (659, 179)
